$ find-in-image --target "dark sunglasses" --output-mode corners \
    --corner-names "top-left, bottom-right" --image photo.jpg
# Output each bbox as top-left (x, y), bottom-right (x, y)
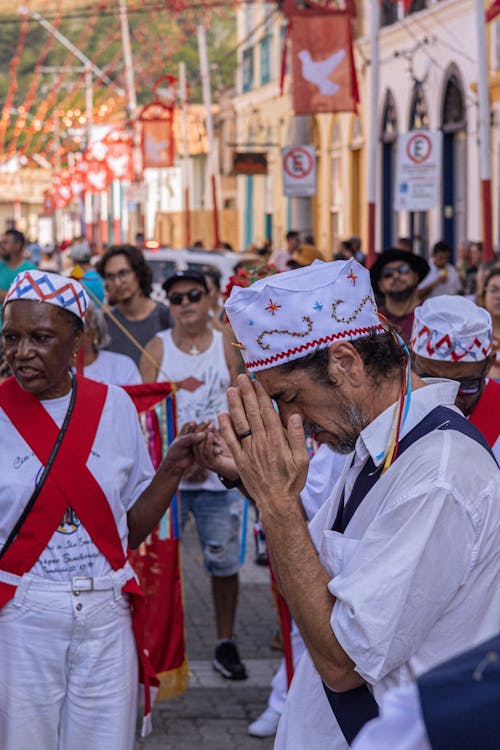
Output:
top-left (381, 263), bottom-right (411, 279)
top-left (167, 288), bottom-right (205, 305)
top-left (417, 362), bottom-right (489, 395)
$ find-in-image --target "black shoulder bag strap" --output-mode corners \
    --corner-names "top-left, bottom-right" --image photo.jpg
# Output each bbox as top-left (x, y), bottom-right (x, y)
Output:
top-left (323, 405), bottom-right (497, 745)
top-left (0, 376), bottom-right (77, 561)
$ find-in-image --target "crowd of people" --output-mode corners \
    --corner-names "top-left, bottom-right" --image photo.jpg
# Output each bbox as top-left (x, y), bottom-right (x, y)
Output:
top-left (0, 226), bottom-right (498, 749)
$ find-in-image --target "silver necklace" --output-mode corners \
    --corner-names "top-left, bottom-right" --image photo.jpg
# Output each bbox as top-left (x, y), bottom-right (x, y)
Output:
top-left (189, 344), bottom-right (201, 356)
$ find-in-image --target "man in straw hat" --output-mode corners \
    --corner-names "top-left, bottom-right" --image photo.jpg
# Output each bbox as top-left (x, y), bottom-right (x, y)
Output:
top-left (411, 295), bottom-right (500, 462)
top-left (193, 259), bottom-right (499, 749)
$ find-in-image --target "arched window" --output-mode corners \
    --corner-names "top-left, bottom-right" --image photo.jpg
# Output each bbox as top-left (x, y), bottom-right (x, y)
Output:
top-left (442, 73), bottom-right (466, 133)
top-left (409, 83), bottom-right (429, 131)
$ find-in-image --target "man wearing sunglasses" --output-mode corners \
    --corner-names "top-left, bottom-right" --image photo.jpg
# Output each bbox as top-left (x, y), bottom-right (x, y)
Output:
top-left (370, 249), bottom-right (429, 345)
top-left (411, 295), bottom-right (500, 462)
top-left (140, 271), bottom-right (248, 681)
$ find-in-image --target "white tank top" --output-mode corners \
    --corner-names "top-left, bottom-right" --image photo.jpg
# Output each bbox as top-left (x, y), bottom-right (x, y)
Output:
top-left (156, 328), bottom-right (230, 491)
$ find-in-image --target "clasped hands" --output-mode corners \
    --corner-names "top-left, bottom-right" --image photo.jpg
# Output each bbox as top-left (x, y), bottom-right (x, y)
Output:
top-left (171, 374), bottom-right (310, 512)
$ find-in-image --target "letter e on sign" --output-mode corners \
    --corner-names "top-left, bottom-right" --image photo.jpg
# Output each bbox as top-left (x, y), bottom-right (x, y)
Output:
top-left (406, 133), bottom-right (432, 164)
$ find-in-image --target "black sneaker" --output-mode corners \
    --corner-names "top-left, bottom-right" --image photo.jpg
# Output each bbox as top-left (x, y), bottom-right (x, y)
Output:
top-left (213, 641), bottom-right (248, 680)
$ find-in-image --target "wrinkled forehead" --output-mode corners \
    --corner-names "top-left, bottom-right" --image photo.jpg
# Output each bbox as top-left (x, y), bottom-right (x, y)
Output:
top-left (3, 298), bottom-right (71, 328)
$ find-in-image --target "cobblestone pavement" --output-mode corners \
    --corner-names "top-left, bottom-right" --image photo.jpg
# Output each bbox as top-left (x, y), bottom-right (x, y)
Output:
top-left (136, 501), bottom-right (282, 749)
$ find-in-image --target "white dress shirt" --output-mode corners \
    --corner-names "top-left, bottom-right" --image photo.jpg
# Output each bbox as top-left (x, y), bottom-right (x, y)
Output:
top-left (275, 380), bottom-right (500, 750)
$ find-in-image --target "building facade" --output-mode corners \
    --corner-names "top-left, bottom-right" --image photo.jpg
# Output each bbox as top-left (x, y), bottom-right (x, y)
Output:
top-left (233, 0), bottom-right (497, 259)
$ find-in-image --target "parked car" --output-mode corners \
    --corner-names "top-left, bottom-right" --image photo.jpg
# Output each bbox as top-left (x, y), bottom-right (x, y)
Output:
top-left (143, 247), bottom-right (262, 303)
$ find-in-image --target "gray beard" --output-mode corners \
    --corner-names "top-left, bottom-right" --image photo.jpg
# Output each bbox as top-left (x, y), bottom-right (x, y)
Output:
top-left (304, 402), bottom-right (369, 455)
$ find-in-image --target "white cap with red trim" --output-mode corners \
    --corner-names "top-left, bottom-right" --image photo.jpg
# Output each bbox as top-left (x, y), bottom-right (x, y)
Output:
top-left (4, 269), bottom-right (89, 322)
top-left (224, 259), bottom-right (383, 372)
top-left (411, 295), bottom-right (492, 362)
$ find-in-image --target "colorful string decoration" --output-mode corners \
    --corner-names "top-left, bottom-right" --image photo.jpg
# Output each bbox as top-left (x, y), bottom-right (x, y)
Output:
top-left (376, 316), bottom-right (413, 474)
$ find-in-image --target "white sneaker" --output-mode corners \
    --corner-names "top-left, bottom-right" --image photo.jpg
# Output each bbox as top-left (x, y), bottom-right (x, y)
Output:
top-left (248, 706), bottom-right (281, 737)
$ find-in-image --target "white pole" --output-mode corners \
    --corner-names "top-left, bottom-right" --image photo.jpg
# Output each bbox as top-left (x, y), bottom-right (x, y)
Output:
top-left (118, 0), bottom-right (141, 240)
top-left (85, 67), bottom-right (93, 137)
top-left (197, 25), bottom-right (220, 247)
top-left (366, 0), bottom-right (379, 265)
top-left (118, 0), bottom-right (137, 119)
top-left (473, 0), bottom-right (493, 259)
top-left (179, 62), bottom-right (192, 247)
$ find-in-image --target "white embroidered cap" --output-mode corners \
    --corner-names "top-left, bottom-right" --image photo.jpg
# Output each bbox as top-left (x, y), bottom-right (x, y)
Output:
top-left (4, 269), bottom-right (89, 322)
top-left (411, 295), bottom-right (492, 362)
top-left (224, 259), bottom-right (384, 372)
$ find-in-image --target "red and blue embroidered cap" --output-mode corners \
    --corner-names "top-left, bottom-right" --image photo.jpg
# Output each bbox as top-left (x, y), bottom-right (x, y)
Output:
top-left (4, 269), bottom-right (89, 322)
top-left (411, 296), bottom-right (492, 363)
top-left (224, 259), bottom-right (384, 372)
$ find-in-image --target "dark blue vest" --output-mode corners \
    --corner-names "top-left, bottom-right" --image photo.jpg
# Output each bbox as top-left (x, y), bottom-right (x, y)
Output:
top-left (418, 633), bottom-right (500, 750)
top-left (323, 406), bottom-right (497, 745)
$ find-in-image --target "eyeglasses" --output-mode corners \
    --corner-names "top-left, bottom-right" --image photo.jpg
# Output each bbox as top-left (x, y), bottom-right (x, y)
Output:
top-left (454, 363), bottom-right (489, 394)
top-left (104, 268), bottom-right (134, 283)
top-left (381, 263), bottom-right (411, 279)
top-left (167, 288), bottom-right (205, 305)
top-left (417, 362), bottom-right (489, 395)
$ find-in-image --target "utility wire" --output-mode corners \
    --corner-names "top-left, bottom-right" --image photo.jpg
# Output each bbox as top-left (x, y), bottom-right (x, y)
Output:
top-left (0, 0), bottom-right (249, 25)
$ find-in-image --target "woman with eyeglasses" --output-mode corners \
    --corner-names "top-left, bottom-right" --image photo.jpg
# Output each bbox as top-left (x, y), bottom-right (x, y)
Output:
top-left (478, 265), bottom-right (500, 382)
top-left (95, 245), bottom-right (172, 368)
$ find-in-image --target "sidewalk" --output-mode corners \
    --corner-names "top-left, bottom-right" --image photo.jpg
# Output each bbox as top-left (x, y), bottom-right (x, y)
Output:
top-left (136, 500), bottom-right (282, 749)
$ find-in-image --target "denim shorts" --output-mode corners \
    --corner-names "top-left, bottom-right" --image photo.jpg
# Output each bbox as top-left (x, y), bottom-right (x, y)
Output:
top-left (180, 489), bottom-right (243, 576)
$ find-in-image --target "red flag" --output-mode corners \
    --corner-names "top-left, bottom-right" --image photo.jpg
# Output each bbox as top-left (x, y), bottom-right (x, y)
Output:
top-left (139, 102), bottom-right (176, 169)
top-left (52, 171), bottom-right (73, 208)
top-left (486, 0), bottom-right (500, 22)
top-left (289, 9), bottom-right (359, 114)
top-left (102, 128), bottom-right (134, 181)
top-left (123, 382), bottom-right (189, 701)
top-left (84, 153), bottom-right (111, 194)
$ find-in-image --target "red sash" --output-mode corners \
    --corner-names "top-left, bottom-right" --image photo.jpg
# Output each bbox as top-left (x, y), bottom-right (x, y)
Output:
top-left (469, 379), bottom-right (500, 448)
top-left (0, 375), bottom-right (158, 723)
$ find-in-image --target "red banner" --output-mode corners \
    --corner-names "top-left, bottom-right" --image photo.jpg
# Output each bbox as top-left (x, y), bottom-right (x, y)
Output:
top-left (139, 102), bottom-right (176, 169)
top-left (84, 153), bottom-right (111, 194)
top-left (51, 170), bottom-right (73, 209)
top-left (289, 9), bottom-right (359, 115)
top-left (103, 128), bottom-right (134, 181)
top-left (486, 0), bottom-right (500, 22)
top-left (123, 382), bottom-right (189, 701)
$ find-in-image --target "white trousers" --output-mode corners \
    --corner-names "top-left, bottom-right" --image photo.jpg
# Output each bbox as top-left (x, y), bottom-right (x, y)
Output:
top-left (269, 621), bottom-right (307, 714)
top-left (0, 574), bottom-right (138, 750)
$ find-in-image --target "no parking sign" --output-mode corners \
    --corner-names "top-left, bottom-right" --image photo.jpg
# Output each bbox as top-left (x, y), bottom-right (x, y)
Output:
top-left (394, 130), bottom-right (442, 211)
top-left (282, 145), bottom-right (317, 197)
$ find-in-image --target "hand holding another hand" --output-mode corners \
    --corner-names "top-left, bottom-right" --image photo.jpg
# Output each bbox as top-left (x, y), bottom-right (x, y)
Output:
top-left (161, 421), bottom-right (208, 476)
